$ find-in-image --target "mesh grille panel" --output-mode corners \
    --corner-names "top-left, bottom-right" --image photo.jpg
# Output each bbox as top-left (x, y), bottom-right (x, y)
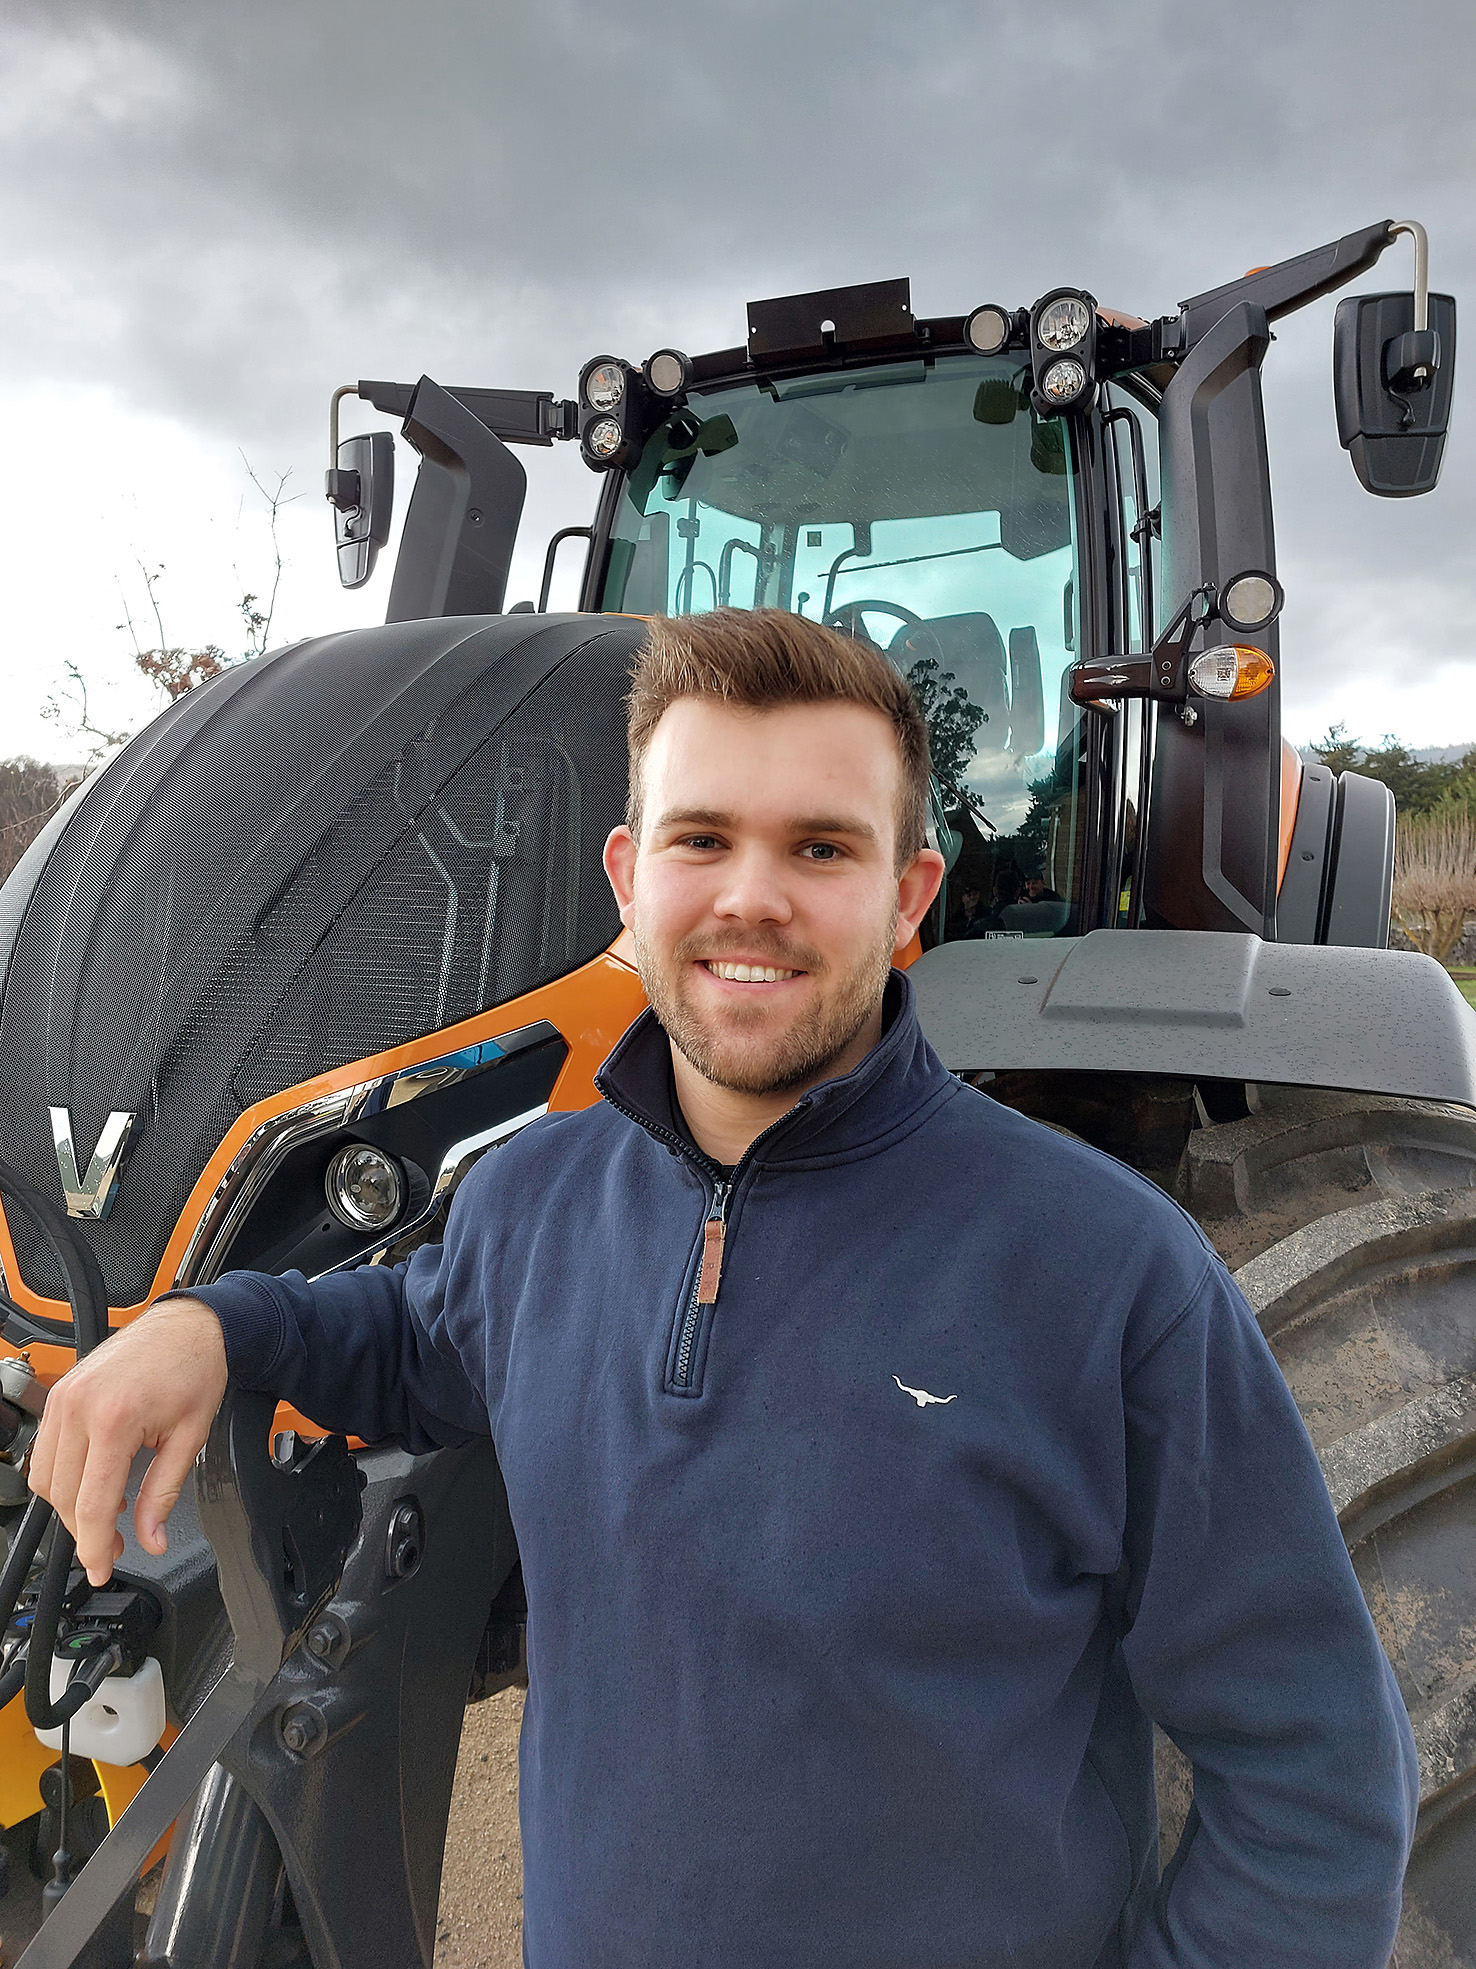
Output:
top-left (0, 617), bottom-right (643, 1307)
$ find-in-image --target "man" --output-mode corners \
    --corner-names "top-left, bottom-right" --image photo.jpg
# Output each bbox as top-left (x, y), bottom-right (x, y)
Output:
top-left (32, 609), bottom-right (1416, 1968)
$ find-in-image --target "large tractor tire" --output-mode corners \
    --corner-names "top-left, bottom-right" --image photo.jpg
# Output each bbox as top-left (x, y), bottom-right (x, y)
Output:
top-left (1175, 1085), bottom-right (1476, 1966)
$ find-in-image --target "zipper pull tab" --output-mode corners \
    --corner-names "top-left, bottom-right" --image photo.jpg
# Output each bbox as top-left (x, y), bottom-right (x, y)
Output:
top-left (697, 1217), bottom-right (725, 1306)
top-left (697, 1190), bottom-right (728, 1305)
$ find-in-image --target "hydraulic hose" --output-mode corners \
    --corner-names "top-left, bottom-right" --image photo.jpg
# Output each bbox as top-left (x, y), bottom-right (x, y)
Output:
top-left (0, 1155), bottom-right (112, 1728)
top-left (0, 1492), bottom-right (51, 1705)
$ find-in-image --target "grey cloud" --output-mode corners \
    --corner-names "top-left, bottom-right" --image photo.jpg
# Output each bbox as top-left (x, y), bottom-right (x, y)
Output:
top-left (3, 0), bottom-right (1473, 730)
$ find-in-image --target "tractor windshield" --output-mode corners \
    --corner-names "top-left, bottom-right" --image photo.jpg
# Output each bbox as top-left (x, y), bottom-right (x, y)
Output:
top-left (599, 355), bottom-right (1088, 934)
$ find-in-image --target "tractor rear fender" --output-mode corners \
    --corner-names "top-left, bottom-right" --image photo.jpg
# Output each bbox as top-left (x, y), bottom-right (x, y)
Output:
top-left (912, 932), bottom-right (1476, 1108)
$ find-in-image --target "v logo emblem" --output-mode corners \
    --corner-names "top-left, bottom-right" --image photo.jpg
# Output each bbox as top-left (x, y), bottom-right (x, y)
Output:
top-left (50, 1108), bottom-right (134, 1220)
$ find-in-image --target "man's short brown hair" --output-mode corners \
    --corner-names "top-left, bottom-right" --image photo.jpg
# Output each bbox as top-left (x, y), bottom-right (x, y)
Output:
top-left (625, 609), bottom-right (931, 867)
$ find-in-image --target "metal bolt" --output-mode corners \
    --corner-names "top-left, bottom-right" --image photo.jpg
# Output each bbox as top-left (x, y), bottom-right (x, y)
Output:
top-left (279, 1703), bottom-right (326, 1756)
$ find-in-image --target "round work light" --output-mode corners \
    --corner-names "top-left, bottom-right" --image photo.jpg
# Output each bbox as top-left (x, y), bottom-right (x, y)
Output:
top-left (586, 416), bottom-right (624, 460)
top-left (1040, 357), bottom-right (1088, 404)
top-left (584, 362), bottom-right (625, 412)
top-left (644, 349), bottom-right (690, 397)
top-left (325, 1144), bottom-right (406, 1232)
top-left (964, 305), bottom-right (1011, 356)
top-left (1036, 296), bottom-right (1093, 352)
top-left (1219, 571), bottom-right (1283, 634)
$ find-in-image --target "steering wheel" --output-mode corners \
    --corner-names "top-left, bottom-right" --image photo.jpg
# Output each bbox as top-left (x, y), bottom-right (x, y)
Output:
top-left (822, 600), bottom-right (923, 644)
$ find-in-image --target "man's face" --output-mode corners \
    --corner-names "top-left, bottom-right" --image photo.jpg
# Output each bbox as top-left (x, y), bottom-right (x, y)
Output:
top-left (603, 698), bottom-right (942, 1097)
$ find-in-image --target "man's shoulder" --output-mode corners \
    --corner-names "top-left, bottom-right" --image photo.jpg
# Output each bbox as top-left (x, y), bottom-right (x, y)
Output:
top-left (452, 1096), bottom-right (642, 1206)
top-left (925, 1073), bottom-right (1219, 1290)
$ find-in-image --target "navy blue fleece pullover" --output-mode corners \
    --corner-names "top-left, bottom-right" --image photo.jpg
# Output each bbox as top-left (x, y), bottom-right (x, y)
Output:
top-left (197, 973), bottom-right (1417, 1969)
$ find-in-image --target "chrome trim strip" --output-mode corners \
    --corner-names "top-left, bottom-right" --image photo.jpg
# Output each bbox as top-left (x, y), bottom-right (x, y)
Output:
top-left (173, 1019), bottom-right (562, 1290)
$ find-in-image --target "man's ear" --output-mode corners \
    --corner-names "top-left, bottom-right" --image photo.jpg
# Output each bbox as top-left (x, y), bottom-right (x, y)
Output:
top-left (603, 825), bottom-right (638, 930)
top-left (893, 848), bottom-right (947, 954)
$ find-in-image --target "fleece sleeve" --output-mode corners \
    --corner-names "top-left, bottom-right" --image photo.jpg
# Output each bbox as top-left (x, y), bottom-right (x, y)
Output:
top-left (183, 1173), bottom-right (497, 1453)
top-left (1119, 1262), bottom-right (1418, 1969)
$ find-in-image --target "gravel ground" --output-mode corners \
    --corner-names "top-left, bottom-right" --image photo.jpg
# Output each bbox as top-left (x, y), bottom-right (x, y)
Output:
top-left (434, 1688), bottom-right (526, 1969)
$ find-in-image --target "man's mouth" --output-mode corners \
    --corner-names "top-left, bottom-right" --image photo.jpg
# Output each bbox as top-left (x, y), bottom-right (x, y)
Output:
top-left (700, 960), bottom-right (803, 984)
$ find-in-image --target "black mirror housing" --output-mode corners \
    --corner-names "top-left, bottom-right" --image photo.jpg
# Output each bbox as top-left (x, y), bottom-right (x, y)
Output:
top-left (1333, 291), bottom-right (1456, 497)
top-left (330, 431), bottom-right (395, 588)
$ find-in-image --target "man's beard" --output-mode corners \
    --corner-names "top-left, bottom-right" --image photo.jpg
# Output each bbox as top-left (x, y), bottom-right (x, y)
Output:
top-left (633, 909), bottom-right (897, 1097)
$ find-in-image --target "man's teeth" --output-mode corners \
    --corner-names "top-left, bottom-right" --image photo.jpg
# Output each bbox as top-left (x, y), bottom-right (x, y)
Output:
top-left (707, 961), bottom-right (798, 983)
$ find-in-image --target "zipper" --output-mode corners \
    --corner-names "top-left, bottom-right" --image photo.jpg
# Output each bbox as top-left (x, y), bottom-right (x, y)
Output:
top-left (598, 1073), bottom-right (814, 1397)
top-left (674, 1182), bottom-right (729, 1389)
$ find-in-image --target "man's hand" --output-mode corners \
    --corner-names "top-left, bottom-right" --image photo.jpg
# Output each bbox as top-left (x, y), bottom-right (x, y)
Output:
top-left (28, 1297), bottom-right (229, 1585)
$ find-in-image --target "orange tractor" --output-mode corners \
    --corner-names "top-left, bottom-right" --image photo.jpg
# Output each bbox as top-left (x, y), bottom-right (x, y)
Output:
top-left (1, 218), bottom-right (1471, 1965)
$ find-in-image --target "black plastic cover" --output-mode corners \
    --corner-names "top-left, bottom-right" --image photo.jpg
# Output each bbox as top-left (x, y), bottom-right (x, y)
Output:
top-left (746, 278), bottom-right (916, 364)
top-left (0, 614), bottom-right (647, 1308)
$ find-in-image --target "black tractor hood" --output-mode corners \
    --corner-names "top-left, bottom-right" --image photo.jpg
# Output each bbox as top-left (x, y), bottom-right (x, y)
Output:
top-left (0, 613), bottom-right (645, 1310)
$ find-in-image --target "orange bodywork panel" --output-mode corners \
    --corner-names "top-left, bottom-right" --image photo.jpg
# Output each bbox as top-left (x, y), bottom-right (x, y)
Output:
top-left (1277, 738), bottom-right (1304, 895)
top-left (0, 1686), bottom-right (55, 1828)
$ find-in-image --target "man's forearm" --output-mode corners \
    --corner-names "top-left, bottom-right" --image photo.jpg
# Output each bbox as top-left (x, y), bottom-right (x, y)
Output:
top-left (189, 1253), bottom-right (488, 1452)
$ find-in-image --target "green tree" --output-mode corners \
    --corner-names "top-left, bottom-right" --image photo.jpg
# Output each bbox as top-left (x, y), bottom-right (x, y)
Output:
top-left (1310, 723), bottom-right (1363, 776)
top-left (1311, 726), bottom-right (1476, 820)
top-left (0, 758), bottom-right (70, 884)
top-left (904, 656), bottom-right (986, 807)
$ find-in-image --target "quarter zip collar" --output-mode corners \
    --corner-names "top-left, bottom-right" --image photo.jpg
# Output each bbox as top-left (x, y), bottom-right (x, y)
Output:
top-left (594, 968), bottom-right (954, 1177)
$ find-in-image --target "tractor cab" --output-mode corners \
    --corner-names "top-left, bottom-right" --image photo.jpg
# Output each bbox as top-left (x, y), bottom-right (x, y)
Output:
top-left (339, 276), bottom-right (1174, 944)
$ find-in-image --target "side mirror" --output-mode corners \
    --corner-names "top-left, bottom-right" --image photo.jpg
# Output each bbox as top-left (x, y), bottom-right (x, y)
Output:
top-left (326, 431), bottom-right (395, 588)
top-left (1333, 290), bottom-right (1455, 497)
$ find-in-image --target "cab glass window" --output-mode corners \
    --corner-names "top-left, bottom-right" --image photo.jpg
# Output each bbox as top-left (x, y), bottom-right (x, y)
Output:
top-left (600, 356), bottom-right (1087, 935)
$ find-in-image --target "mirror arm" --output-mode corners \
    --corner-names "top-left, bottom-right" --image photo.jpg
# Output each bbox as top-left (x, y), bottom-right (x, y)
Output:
top-left (1070, 587), bottom-right (1209, 708)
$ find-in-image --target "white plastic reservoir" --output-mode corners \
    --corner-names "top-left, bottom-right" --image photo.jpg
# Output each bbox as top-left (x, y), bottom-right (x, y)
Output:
top-left (35, 1654), bottom-right (166, 1767)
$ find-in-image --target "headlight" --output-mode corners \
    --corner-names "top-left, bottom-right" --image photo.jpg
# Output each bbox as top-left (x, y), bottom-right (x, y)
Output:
top-left (1036, 296), bottom-right (1092, 351)
top-left (584, 362), bottom-right (625, 412)
top-left (586, 416), bottom-right (624, 460)
top-left (1040, 357), bottom-right (1087, 404)
top-left (325, 1144), bottom-right (406, 1231)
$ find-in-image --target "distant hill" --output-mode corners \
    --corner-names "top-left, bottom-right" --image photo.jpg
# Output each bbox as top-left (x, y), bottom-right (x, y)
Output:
top-left (1296, 742), bottom-right (1474, 766)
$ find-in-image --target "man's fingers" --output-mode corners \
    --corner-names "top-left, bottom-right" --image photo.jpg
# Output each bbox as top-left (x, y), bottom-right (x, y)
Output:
top-left (134, 1430), bottom-right (205, 1556)
top-left (31, 1399), bottom-right (90, 1532)
top-left (73, 1433), bottom-right (142, 1585)
top-left (26, 1404), bottom-right (58, 1505)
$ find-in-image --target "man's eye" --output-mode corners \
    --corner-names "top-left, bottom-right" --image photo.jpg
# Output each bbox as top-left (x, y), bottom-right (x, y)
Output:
top-left (683, 835), bottom-right (721, 851)
top-left (803, 843), bottom-right (840, 862)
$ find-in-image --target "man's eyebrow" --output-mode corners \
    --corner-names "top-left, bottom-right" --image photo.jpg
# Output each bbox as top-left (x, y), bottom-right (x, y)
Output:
top-left (651, 808), bottom-right (736, 832)
top-left (788, 813), bottom-right (879, 844)
top-left (652, 807), bottom-right (879, 845)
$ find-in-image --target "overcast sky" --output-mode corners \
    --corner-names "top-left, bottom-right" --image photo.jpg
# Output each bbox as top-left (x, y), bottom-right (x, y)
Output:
top-left (2, 0), bottom-right (1473, 761)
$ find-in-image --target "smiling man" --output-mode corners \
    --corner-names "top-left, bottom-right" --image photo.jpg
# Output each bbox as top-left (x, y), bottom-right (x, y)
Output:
top-left (31, 609), bottom-right (1416, 1968)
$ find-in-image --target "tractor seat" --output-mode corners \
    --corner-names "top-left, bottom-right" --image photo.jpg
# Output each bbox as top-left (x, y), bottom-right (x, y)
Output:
top-left (889, 614), bottom-right (1008, 746)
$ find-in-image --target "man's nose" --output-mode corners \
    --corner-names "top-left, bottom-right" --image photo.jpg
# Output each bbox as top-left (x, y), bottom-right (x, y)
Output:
top-left (712, 847), bottom-right (794, 924)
